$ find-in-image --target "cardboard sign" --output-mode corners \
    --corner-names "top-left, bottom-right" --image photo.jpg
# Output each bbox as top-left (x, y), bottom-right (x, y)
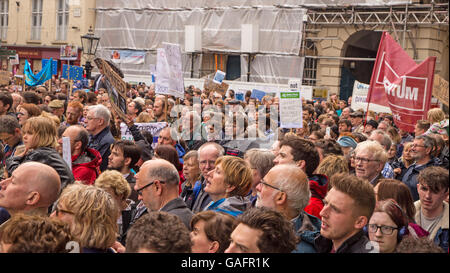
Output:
top-left (94, 58), bottom-right (128, 120)
top-left (313, 87), bottom-right (328, 99)
top-left (433, 74), bottom-right (449, 107)
top-left (0, 70), bottom-right (11, 85)
top-left (203, 78), bottom-right (229, 97)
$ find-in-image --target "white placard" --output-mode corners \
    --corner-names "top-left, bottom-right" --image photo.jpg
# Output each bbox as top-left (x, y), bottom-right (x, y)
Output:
top-left (120, 122), bottom-right (168, 149)
top-left (351, 80), bottom-right (392, 113)
top-left (62, 137), bottom-right (72, 171)
top-left (155, 43), bottom-right (185, 99)
top-left (279, 92), bottom-right (303, 128)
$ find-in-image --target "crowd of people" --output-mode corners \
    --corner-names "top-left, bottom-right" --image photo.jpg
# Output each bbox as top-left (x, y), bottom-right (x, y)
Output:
top-left (0, 73), bottom-right (448, 254)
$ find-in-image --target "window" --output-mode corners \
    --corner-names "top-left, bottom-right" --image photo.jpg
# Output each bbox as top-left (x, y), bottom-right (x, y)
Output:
top-left (31, 0), bottom-right (43, 40)
top-left (0, 0), bottom-right (8, 41)
top-left (56, 0), bottom-right (69, 41)
top-left (302, 40), bottom-right (318, 86)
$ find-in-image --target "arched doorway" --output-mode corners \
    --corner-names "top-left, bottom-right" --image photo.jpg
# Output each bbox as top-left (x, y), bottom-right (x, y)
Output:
top-left (339, 30), bottom-right (382, 102)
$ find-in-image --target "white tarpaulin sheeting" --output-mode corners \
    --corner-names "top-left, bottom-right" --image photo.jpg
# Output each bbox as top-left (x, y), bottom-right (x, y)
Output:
top-left (96, 0), bottom-right (412, 9)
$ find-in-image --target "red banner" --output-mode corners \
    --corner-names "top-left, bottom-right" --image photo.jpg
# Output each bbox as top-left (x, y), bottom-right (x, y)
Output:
top-left (368, 32), bottom-right (436, 133)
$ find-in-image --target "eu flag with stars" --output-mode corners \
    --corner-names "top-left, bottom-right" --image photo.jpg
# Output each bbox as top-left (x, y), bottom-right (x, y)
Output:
top-left (62, 64), bottom-right (84, 81)
top-left (42, 59), bottom-right (58, 75)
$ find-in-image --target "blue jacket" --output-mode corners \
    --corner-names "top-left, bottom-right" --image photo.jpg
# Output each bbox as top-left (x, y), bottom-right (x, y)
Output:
top-left (401, 157), bottom-right (443, 201)
top-left (292, 212), bottom-right (321, 253)
top-left (205, 196), bottom-right (250, 217)
top-left (175, 143), bottom-right (186, 164)
top-left (88, 126), bottom-right (114, 172)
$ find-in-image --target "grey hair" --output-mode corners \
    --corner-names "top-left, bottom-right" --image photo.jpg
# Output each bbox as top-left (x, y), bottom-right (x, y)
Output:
top-left (354, 140), bottom-right (388, 163)
top-left (88, 104), bottom-right (111, 125)
top-left (183, 150), bottom-right (199, 162)
top-left (273, 165), bottom-right (311, 213)
top-left (371, 129), bottom-right (392, 151)
top-left (415, 134), bottom-right (436, 150)
top-left (198, 142), bottom-right (225, 157)
top-left (244, 148), bottom-right (275, 179)
top-left (147, 161), bottom-right (180, 187)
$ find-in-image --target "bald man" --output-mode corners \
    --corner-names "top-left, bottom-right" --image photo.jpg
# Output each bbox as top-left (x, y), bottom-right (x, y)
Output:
top-left (255, 164), bottom-right (321, 253)
top-left (134, 159), bottom-right (193, 229)
top-left (0, 162), bottom-right (61, 225)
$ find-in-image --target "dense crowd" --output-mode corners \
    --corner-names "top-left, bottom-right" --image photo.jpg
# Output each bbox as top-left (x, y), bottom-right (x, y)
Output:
top-left (0, 73), bottom-right (448, 254)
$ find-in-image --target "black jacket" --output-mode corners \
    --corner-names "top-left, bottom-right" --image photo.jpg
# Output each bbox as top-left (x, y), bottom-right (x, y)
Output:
top-left (6, 147), bottom-right (75, 191)
top-left (315, 230), bottom-right (373, 253)
top-left (161, 197), bottom-right (194, 230)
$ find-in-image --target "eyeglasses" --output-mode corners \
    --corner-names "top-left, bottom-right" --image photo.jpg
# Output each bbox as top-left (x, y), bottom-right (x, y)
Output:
top-left (259, 180), bottom-right (283, 192)
top-left (136, 180), bottom-right (165, 196)
top-left (354, 157), bottom-right (379, 164)
top-left (411, 144), bottom-right (426, 148)
top-left (368, 224), bottom-right (399, 235)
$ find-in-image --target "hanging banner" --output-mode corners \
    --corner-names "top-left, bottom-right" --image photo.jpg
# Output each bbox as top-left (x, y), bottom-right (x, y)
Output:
top-left (279, 92), bottom-right (303, 128)
top-left (368, 32), bottom-right (436, 133)
top-left (351, 80), bottom-right (392, 113)
top-left (111, 50), bottom-right (146, 64)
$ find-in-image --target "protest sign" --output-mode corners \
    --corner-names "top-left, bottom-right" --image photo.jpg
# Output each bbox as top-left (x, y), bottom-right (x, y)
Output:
top-left (313, 87), bottom-right (328, 100)
top-left (203, 78), bottom-right (229, 97)
top-left (62, 137), bottom-right (72, 171)
top-left (351, 80), bottom-right (392, 113)
top-left (120, 122), bottom-right (168, 148)
top-left (250, 89), bottom-right (266, 102)
top-left (279, 92), bottom-right (303, 128)
top-left (213, 70), bottom-right (226, 84)
top-left (155, 43), bottom-right (184, 99)
top-left (368, 32), bottom-right (436, 133)
top-left (94, 58), bottom-right (128, 120)
top-left (432, 74), bottom-right (449, 107)
top-left (60, 45), bottom-right (78, 61)
top-left (0, 70), bottom-right (11, 85)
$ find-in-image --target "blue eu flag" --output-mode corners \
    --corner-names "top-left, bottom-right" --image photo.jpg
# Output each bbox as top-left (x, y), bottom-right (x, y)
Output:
top-left (24, 58), bottom-right (53, 86)
top-left (62, 65), bottom-right (84, 81)
top-left (42, 59), bottom-right (58, 75)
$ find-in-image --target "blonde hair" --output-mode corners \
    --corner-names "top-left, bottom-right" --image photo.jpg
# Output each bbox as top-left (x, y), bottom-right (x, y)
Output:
top-left (22, 116), bottom-right (58, 149)
top-left (427, 108), bottom-right (445, 124)
top-left (316, 155), bottom-right (349, 190)
top-left (136, 112), bottom-right (152, 123)
top-left (95, 170), bottom-right (131, 202)
top-left (215, 156), bottom-right (252, 197)
top-left (40, 111), bottom-right (61, 127)
top-left (57, 183), bottom-right (119, 250)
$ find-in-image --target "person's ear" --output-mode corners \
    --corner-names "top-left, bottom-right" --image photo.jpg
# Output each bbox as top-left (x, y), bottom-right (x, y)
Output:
top-left (275, 191), bottom-right (287, 206)
top-left (296, 160), bottom-right (306, 170)
top-left (26, 191), bottom-right (41, 206)
top-left (74, 140), bottom-right (83, 151)
top-left (208, 241), bottom-right (220, 253)
top-left (124, 157), bottom-right (132, 168)
top-left (225, 185), bottom-right (236, 195)
top-left (354, 216), bottom-right (368, 230)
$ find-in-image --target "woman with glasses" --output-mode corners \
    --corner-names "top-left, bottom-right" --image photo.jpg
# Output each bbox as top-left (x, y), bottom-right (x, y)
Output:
top-left (367, 199), bottom-right (409, 253)
top-left (204, 156), bottom-right (252, 217)
top-left (16, 103), bottom-right (41, 126)
top-left (5, 116), bottom-right (74, 190)
top-left (51, 183), bottom-right (119, 253)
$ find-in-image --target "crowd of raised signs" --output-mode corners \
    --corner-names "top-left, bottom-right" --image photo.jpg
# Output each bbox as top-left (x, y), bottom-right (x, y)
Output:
top-left (0, 74), bottom-right (447, 254)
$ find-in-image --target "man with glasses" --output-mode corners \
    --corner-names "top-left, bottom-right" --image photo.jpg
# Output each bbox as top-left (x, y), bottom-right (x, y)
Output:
top-left (0, 115), bottom-right (23, 164)
top-left (191, 142), bottom-right (224, 213)
top-left (402, 135), bottom-right (442, 201)
top-left (134, 159), bottom-right (193, 229)
top-left (255, 164), bottom-right (321, 253)
top-left (353, 140), bottom-right (388, 186)
top-left (0, 162), bottom-right (61, 226)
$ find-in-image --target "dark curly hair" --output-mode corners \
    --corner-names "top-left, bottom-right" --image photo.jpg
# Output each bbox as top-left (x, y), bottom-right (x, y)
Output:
top-left (0, 214), bottom-right (73, 253)
top-left (236, 207), bottom-right (297, 253)
top-left (126, 211), bottom-right (191, 253)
